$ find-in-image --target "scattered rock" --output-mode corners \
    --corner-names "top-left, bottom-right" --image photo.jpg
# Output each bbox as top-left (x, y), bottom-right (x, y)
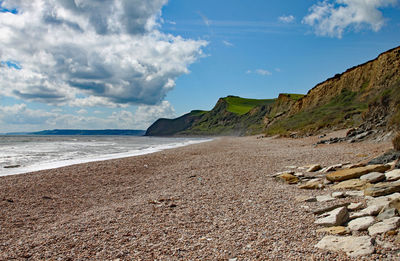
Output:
top-left (368, 217), bottom-right (400, 236)
top-left (366, 193), bottom-right (400, 208)
top-left (385, 169), bottom-right (400, 181)
top-left (364, 180), bottom-right (400, 197)
top-left (389, 198), bottom-right (400, 212)
top-left (348, 216), bottom-right (375, 231)
top-left (276, 173), bottom-right (299, 184)
top-left (4, 164), bottom-right (21, 169)
top-left (272, 170), bottom-right (295, 177)
top-left (348, 202), bottom-right (364, 211)
top-left (377, 206), bottom-right (398, 221)
top-left (315, 207), bottom-right (349, 226)
top-left (315, 235), bottom-right (374, 257)
top-left (293, 172), bottom-right (304, 177)
top-left (345, 190), bottom-right (364, 197)
top-left (326, 164), bottom-right (390, 182)
top-left (350, 205), bottom-right (383, 220)
top-left (319, 164), bottom-right (343, 173)
top-left (312, 203), bottom-right (350, 215)
top-left (332, 179), bottom-right (368, 190)
top-left (331, 192), bottom-right (345, 198)
top-left (360, 172), bottom-right (386, 183)
top-left (307, 164), bottom-right (322, 172)
top-left (298, 179), bottom-right (324, 190)
top-left (295, 195), bottom-right (317, 202)
top-left (368, 149), bottom-right (400, 165)
top-left (316, 194), bottom-right (336, 202)
top-left (316, 226), bottom-right (350, 235)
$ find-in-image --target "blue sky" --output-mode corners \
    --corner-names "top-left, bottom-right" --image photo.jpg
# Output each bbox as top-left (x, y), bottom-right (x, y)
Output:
top-left (0, 0), bottom-right (399, 132)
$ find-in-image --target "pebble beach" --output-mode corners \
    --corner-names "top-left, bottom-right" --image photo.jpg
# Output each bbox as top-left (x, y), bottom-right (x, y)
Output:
top-left (0, 132), bottom-right (396, 260)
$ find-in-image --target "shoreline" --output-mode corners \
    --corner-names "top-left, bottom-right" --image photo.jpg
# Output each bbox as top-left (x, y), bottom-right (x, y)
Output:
top-left (0, 137), bottom-right (213, 177)
top-left (0, 133), bottom-right (395, 260)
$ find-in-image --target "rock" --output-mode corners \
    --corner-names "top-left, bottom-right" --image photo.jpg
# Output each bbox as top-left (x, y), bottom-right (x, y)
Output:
top-left (385, 169), bottom-right (400, 181)
top-left (3, 164), bottom-right (21, 168)
top-left (364, 180), bottom-right (400, 197)
top-left (276, 173), bottom-right (299, 184)
top-left (368, 149), bottom-right (400, 165)
top-left (345, 190), bottom-right (364, 197)
top-left (377, 206), bottom-right (398, 221)
top-left (389, 198), bottom-right (400, 212)
top-left (326, 164), bottom-right (390, 182)
top-left (298, 179), bottom-right (324, 189)
top-left (348, 202), bottom-right (364, 211)
top-left (350, 205), bottom-right (383, 219)
top-left (316, 226), bottom-right (350, 235)
top-left (316, 194), bottom-right (335, 202)
top-left (319, 164), bottom-right (342, 173)
top-left (366, 193), bottom-right (400, 207)
top-left (368, 217), bottom-right (400, 236)
top-left (315, 207), bottom-right (349, 226)
top-left (332, 192), bottom-right (345, 198)
top-left (315, 235), bottom-right (374, 257)
top-left (360, 172), bottom-right (386, 183)
top-left (348, 216), bottom-right (375, 231)
top-left (272, 170), bottom-right (294, 177)
top-left (293, 172), bottom-right (304, 177)
top-left (312, 203), bottom-right (350, 215)
top-left (332, 179), bottom-right (368, 190)
top-left (346, 163), bottom-right (366, 169)
top-left (307, 164), bottom-right (322, 172)
top-left (295, 195), bottom-right (317, 202)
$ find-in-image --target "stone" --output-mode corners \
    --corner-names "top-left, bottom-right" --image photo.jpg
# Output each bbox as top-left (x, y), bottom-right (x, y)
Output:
top-left (332, 179), bottom-right (368, 190)
top-left (319, 164), bottom-right (343, 173)
top-left (277, 173), bottom-right (299, 184)
top-left (348, 216), bottom-right (375, 231)
top-left (350, 205), bottom-right (383, 219)
top-left (312, 203), bottom-right (350, 215)
top-left (326, 164), bottom-right (390, 182)
top-left (316, 194), bottom-right (335, 202)
top-left (295, 195), bottom-right (317, 202)
top-left (367, 193), bottom-right (400, 208)
top-left (364, 180), bottom-right (400, 197)
top-left (360, 172), bottom-right (386, 183)
top-left (298, 178), bottom-right (324, 189)
top-left (272, 170), bottom-right (294, 177)
top-left (368, 217), bottom-right (400, 236)
top-left (348, 202), bottom-right (364, 211)
top-left (316, 226), bottom-right (350, 235)
top-left (345, 190), bottom-right (364, 197)
top-left (385, 169), bottom-right (400, 181)
top-left (294, 172), bottom-right (304, 177)
top-left (307, 164), bottom-right (322, 172)
top-left (315, 207), bottom-right (349, 227)
top-left (389, 198), bottom-right (400, 212)
top-left (332, 192), bottom-right (345, 198)
top-left (377, 206), bottom-right (398, 221)
top-left (315, 235), bottom-right (374, 257)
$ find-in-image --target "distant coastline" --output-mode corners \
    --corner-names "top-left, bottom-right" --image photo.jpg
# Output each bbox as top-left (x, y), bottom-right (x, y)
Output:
top-left (2, 129), bottom-right (146, 136)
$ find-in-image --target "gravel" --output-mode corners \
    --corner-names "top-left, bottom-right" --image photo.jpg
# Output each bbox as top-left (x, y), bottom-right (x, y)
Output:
top-left (0, 132), bottom-right (395, 260)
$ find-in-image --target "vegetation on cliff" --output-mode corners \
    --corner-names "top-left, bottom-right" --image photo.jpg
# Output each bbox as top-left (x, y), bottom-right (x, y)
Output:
top-left (146, 46), bottom-right (400, 137)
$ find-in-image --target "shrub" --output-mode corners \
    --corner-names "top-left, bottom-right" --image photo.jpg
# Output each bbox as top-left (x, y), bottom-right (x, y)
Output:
top-left (392, 132), bottom-right (400, 151)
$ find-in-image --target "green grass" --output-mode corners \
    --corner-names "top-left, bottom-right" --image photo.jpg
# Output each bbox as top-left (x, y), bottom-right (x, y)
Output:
top-left (266, 89), bottom-right (368, 135)
top-left (223, 96), bottom-right (275, 115)
top-left (280, 93), bottom-right (305, 101)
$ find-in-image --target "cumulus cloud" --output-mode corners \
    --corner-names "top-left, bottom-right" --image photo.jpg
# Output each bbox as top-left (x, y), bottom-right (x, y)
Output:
top-left (303, 0), bottom-right (398, 38)
top-left (0, 0), bottom-right (207, 107)
top-left (0, 101), bottom-right (176, 131)
top-left (279, 15), bottom-right (295, 23)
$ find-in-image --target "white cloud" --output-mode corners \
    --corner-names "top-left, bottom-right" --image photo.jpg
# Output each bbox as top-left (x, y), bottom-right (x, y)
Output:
top-left (0, 101), bottom-right (176, 131)
top-left (279, 15), bottom-right (295, 23)
top-left (198, 11), bottom-right (211, 26)
top-left (222, 40), bottom-right (234, 47)
top-left (0, 0), bottom-right (207, 107)
top-left (246, 69), bottom-right (272, 76)
top-left (303, 0), bottom-right (398, 38)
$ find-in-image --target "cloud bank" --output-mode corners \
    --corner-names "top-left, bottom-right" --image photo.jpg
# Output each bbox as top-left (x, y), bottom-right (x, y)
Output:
top-left (0, 0), bottom-right (207, 107)
top-left (303, 0), bottom-right (398, 38)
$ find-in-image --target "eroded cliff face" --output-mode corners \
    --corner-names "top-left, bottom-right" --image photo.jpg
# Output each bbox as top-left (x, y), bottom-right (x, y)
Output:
top-left (289, 46), bottom-right (400, 115)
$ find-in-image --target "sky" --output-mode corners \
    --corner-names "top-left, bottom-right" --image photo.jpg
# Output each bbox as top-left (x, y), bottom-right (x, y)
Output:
top-left (0, 0), bottom-right (399, 132)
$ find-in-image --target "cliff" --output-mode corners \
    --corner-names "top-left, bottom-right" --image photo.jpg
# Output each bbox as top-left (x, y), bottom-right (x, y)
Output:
top-left (146, 45), bottom-right (400, 137)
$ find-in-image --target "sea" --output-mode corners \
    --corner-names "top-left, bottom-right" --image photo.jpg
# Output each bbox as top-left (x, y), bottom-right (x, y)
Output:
top-left (0, 135), bottom-right (211, 177)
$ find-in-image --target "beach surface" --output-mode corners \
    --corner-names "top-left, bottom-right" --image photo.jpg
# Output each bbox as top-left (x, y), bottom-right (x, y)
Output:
top-left (0, 133), bottom-right (394, 260)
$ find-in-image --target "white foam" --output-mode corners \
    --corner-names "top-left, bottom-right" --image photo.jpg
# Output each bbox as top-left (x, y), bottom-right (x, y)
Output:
top-left (0, 138), bottom-right (212, 177)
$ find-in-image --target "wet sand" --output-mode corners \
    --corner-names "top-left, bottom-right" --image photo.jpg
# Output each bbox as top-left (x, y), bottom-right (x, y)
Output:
top-left (0, 133), bottom-right (393, 260)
